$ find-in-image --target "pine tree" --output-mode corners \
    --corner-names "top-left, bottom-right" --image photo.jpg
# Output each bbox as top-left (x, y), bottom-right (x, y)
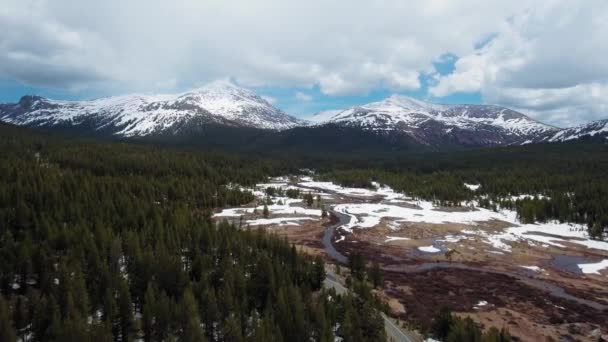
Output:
top-left (0, 294), bottom-right (16, 342)
top-left (103, 286), bottom-right (118, 337)
top-left (431, 307), bottom-right (453, 340)
top-left (142, 285), bottom-right (156, 342)
top-left (348, 253), bottom-right (366, 282)
top-left (202, 289), bottom-right (218, 341)
top-left (222, 315), bottom-right (244, 342)
top-left (263, 204), bottom-right (269, 218)
top-left (368, 261), bottom-right (383, 288)
top-left (13, 295), bottom-right (28, 340)
top-left (178, 288), bottom-right (206, 342)
top-left (117, 279), bottom-right (134, 342)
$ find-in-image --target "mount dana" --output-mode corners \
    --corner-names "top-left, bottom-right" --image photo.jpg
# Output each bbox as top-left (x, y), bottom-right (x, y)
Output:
top-left (0, 80), bottom-right (302, 136)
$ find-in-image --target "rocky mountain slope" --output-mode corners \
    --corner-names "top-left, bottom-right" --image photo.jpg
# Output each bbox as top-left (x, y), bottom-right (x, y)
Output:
top-left (311, 95), bottom-right (558, 146)
top-left (1, 83), bottom-right (606, 148)
top-left (0, 80), bottom-right (302, 136)
top-left (544, 119), bottom-right (608, 142)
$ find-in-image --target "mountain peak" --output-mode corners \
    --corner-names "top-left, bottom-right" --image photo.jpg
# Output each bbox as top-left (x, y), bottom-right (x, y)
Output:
top-left (200, 78), bottom-right (241, 90)
top-left (379, 94), bottom-right (442, 112)
top-left (547, 118), bottom-right (608, 142)
top-left (311, 95), bottom-right (557, 145)
top-left (0, 82), bottom-right (302, 135)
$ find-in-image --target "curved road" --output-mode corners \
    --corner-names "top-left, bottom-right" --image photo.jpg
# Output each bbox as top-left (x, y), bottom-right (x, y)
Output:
top-left (309, 182), bottom-right (608, 340)
top-left (324, 272), bottom-right (419, 342)
top-left (323, 209), bottom-right (421, 341)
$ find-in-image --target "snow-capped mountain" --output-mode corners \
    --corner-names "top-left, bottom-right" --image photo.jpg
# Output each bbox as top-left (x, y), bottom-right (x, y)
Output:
top-left (2, 85), bottom-right (606, 149)
top-left (544, 119), bottom-right (608, 142)
top-left (0, 80), bottom-right (302, 136)
top-left (310, 95), bottom-right (558, 146)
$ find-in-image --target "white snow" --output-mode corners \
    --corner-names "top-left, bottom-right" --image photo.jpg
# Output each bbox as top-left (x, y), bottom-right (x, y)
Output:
top-left (298, 181), bottom-right (379, 197)
top-left (331, 193), bottom-right (608, 253)
top-left (217, 177), bottom-right (608, 256)
top-left (333, 201), bottom-right (503, 232)
top-left (520, 265), bottom-right (543, 272)
top-left (311, 95), bottom-right (556, 137)
top-left (1, 80), bottom-right (301, 136)
top-left (246, 217), bottom-right (316, 226)
top-left (385, 236), bottom-right (410, 243)
top-left (548, 119), bottom-right (608, 142)
top-left (418, 245), bottom-right (441, 253)
top-left (577, 259), bottom-right (608, 275)
top-left (464, 183), bottom-right (481, 191)
top-left (474, 300), bottom-right (488, 309)
top-left (214, 196), bottom-right (322, 218)
top-left (509, 194), bottom-right (550, 201)
top-left (213, 179), bottom-right (327, 227)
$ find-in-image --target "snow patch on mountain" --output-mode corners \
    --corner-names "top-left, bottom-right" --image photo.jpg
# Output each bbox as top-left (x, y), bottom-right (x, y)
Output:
top-left (313, 95), bottom-right (557, 140)
top-left (0, 80), bottom-right (302, 136)
top-left (546, 119), bottom-right (608, 142)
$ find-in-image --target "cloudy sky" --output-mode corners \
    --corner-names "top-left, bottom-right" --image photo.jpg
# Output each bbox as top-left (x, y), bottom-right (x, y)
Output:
top-left (1, 0), bottom-right (606, 127)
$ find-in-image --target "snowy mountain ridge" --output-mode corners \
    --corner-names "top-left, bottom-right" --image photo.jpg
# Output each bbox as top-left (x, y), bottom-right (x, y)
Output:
top-left (544, 119), bottom-right (608, 142)
top-left (310, 95), bottom-right (558, 145)
top-left (1, 82), bottom-right (606, 147)
top-left (0, 80), bottom-right (302, 136)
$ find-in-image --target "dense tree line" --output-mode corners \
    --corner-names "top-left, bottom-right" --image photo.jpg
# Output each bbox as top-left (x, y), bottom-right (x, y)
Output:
top-left (0, 125), bottom-right (386, 341)
top-left (320, 142), bottom-right (608, 240)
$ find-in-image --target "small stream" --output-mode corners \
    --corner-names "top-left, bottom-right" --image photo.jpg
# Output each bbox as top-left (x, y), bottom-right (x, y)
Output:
top-left (323, 208), bottom-right (608, 311)
top-left (549, 255), bottom-right (600, 275)
top-left (323, 210), bottom-right (349, 264)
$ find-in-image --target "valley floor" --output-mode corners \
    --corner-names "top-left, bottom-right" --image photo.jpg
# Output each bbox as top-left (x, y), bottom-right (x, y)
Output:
top-left (213, 175), bottom-right (608, 341)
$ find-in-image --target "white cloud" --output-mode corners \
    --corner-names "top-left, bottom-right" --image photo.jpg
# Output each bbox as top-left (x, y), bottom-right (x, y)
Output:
top-left (294, 92), bottom-right (312, 102)
top-left (0, 0), bottom-right (529, 95)
top-left (429, 52), bottom-right (488, 97)
top-left (484, 83), bottom-right (608, 128)
top-left (430, 0), bottom-right (608, 125)
top-left (1, 0), bottom-right (606, 125)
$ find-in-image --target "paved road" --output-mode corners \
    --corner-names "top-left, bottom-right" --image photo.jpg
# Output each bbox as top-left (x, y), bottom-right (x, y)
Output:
top-left (324, 273), bottom-right (421, 342)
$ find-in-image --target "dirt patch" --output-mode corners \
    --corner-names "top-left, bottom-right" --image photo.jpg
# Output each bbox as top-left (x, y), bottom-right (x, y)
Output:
top-left (460, 308), bottom-right (605, 342)
top-left (271, 219), bottom-right (327, 254)
top-left (383, 268), bottom-right (608, 340)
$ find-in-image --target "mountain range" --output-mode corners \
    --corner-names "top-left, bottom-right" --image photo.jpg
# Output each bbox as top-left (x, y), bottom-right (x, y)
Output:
top-left (1, 80), bottom-right (606, 150)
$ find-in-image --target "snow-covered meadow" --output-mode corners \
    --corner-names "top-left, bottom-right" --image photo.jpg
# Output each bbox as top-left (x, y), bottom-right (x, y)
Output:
top-left (215, 176), bottom-right (608, 275)
top-left (214, 177), bottom-right (323, 226)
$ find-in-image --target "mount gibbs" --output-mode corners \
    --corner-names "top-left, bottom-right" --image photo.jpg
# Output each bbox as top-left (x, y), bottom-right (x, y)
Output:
top-left (0, 124), bottom-right (387, 342)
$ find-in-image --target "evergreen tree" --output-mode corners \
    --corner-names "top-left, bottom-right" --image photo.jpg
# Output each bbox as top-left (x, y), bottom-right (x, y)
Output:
top-left (263, 204), bottom-right (269, 219)
top-left (348, 253), bottom-right (367, 282)
top-left (117, 279), bottom-right (134, 341)
top-left (178, 288), bottom-right (206, 342)
top-left (0, 294), bottom-right (16, 342)
top-left (431, 307), bottom-right (453, 340)
top-left (222, 315), bottom-right (244, 342)
top-left (368, 261), bottom-right (383, 288)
